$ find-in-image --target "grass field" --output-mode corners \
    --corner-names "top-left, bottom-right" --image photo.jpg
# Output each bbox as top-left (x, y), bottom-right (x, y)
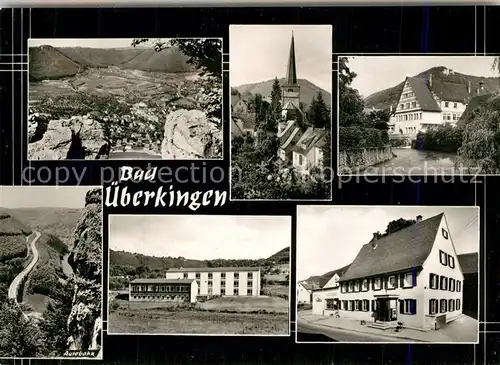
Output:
top-left (262, 284), bottom-right (289, 298)
top-left (108, 296), bottom-right (289, 335)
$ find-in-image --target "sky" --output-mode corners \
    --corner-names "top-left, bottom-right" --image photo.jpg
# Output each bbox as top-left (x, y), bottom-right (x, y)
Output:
top-left (296, 206), bottom-right (480, 281)
top-left (230, 25), bottom-right (332, 92)
top-left (347, 56), bottom-right (498, 98)
top-left (109, 215), bottom-right (291, 260)
top-left (0, 186), bottom-right (98, 208)
top-left (29, 38), bottom-right (150, 48)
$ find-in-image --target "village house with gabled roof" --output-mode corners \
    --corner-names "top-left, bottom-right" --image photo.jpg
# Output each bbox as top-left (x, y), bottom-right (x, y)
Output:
top-left (310, 264), bottom-right (351, 316)
top-left (390, 68), bottom-right (495, 138)
top-left (292, 127), bottom-right (327, 173)
top-left (336, 213), bottom-right (465, 331)
top-left (297, 281), bottom-right (315, 304)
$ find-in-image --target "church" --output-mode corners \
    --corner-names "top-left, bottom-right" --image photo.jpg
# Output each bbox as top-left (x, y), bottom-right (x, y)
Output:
top-left (277, 32), bottom-right (327, 174)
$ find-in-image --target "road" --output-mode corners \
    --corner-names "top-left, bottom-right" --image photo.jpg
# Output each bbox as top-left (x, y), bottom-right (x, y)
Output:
top-left (8, 231), bottom-right (41, 302)
top-left (297, 318), bottom-right (409, 342)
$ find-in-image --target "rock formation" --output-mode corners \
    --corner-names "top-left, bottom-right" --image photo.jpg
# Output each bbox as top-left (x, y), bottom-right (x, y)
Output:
top-left (161, 109), bottom-right (222, 159)
top-left (66, 188), bottom-right (102, 353)
top-left (28, 115), bottom-right (109, 160)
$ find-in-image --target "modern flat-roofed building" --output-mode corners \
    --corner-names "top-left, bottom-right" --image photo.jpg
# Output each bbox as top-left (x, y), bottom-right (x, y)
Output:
top-left (166, 267), bottom-right (261, 297)
top-left (129, 278), bottom-right (198, 303)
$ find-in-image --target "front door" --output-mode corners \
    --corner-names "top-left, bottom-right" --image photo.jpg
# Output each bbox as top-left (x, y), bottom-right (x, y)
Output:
top-left (377, 298), bottom-right (398, 322)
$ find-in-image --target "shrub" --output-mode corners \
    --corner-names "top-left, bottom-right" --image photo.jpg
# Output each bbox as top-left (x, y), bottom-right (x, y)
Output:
top-left (339, 126), bottom-right (389, 150)
top-left (417, 124), bottom-right (464, 153)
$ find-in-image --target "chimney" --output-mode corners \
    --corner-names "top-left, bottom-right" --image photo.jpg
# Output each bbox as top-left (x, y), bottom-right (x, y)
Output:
top-left (416, 215), bottom-right (423, 223)
top-left (429, 73), bottom-right (433, 88)
top-left (467, 80), bottom-right (471, 94)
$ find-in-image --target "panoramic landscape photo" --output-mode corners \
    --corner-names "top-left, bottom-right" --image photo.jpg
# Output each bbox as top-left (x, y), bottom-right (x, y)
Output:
top-left (230, 25), bottom-right (332, 200)
top-left (338, 56), bottom-right (500, 175)
top-left (0, 186), bottom-right (102, 358)
top-left (108, 214), bottom-right (291, 335)
top-left (28, 38), bottom-right (222, 160)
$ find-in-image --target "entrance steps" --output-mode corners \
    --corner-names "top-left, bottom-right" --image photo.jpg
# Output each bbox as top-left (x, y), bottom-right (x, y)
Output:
top-left (367, 321), bottom-right (398, 330)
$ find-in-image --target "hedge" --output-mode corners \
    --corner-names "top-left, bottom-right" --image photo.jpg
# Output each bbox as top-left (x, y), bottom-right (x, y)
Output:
top-left (339, 126), bottom-right (389, 151)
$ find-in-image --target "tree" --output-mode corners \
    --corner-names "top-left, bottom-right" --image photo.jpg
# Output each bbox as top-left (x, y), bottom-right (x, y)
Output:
top-left (268, 78), bottom-right (282, 132)
top-left (307, 91), bottom-right (331, 128)
top-left (248, 93), bottom-right (268, 130)
top-left (365, 109), bottom-right (390, 131)
top-left (339, 57), bottom-right (365, 127)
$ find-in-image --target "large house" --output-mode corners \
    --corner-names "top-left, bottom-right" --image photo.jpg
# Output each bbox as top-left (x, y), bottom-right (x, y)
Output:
top-left (129, 278), bottom-right (198, 303)
top-left (390, 69), bottom-right (495, 138)
top-left (165, 267), bottom-right (261, 297)
top-left (337, 213), bottom-right (465, 331)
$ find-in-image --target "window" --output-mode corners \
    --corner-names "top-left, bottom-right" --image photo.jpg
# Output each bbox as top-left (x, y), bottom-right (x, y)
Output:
top-left (234, 273), bottom-right (239, 279)
top-left (429, 299), bottom-right (438, 314)
top-left (403, 272), bottom-right (414, 288)
top-left (362, 279), bottom-right (368, 291)
top-left (411, 101), bottom-right (417, 108)
top-left (221, 280), bottom-right (226, 287)
top-left (342, 300), bottom-right (348, 310)
top-left (220, 288), bottom-right (225, 295)
top-left (439, 250), bottom-right (448, 266)
top-left (445, 102), bottom-right (449, 107)
top-left (208, 273), bottom-right (213, 279)
top-left (456, 299), bottom-right (461, 310)
top-left (354, 281), bottom-right (360, 292)
top-left (234, 280), bottom-right (239, 287)
top-left (362, 299), bottom-right (369, 311)
top-left (454, 102), bottom-right (458, 108)
top-left (449, 278), bottom-right (455, 291)
top-left (354, 300), bottom-right (360, 311)
top-left (442, 228), bottom-right (449, 239)
top-left (448, 255), bottom-right (455, 268)
top-left (387, 275), bottom-right (397, 289)
top-left (440, 276), bottom-right (448, 290)
top-left (429, 273), bottom-right (439, 289)
top-left (208, 280), bottom-right (213, 287)
top-left (373, 277), bottom-right (382, 290)
top-left (326, 299), bottom-right (335, 310)
top-left (195, 273), bottom-right (200, 279)
top-left (449, 299), bottom-right (455, 311)
top-left (247, 288), bottom-right (252, 296)
top-left (400, 299), bottom-right (417, 315)
top-left (348, 300), bottom-right (354, 311)
top-left (348, 282), bottom-right (354, 292)
top-left (247, 272), bottom-right (253, 279)
top-left (299, 155), bottom-right (303, 165)
top-left (183, 273), bottom-right (188, 279)
top-left (440, 299), bottom-right (447, 313)
top-left (233, 288), bottom-right (238, 295)
top-left (341, 283), bottom-right (347, 293)
top-left (457, 281), bottom-right (462, 292)
top-left (221, 273), bottom-right (226, 279)
top-left (208, 288), bottom-right (212, 295)
top-left (371, 300), bottom-right (378, 312)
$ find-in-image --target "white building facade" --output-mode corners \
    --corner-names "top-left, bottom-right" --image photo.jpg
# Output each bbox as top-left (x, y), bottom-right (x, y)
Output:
top-left (166, 267), bottom-right (261, 297)
top-left (297, 281), bottom-right (312, 304)
top-left (337, 213), bottom-right (464, 331)
top-left (390, 71), bottom-right (489, 139)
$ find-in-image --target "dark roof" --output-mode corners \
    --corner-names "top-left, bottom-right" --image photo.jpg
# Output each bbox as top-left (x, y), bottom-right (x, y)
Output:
top-left (406, 77), bottom-right (441, 112)
top-left (284, 33), bottom-right (297, 86)
top-left (167, 267), bottom-right (260, 273)
top-left (294, 127), bottom-right (328, 155)
top-left (130, 278), bottom-right (195, 284)
top-left (457, 252), bottom-right (478, 275)
top-left (339, 213), bottom-right (444, 282)
top-left (319, 264), bottom-right (352, 287)
top-left (231, 118), bottom-right (243, 136)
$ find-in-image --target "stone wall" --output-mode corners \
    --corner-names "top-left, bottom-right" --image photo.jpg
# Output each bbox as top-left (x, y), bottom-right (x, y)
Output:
top-left (339, 146), bottom-right (393, 174)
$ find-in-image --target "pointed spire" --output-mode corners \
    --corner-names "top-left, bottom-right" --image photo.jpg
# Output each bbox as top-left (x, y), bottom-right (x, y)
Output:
top-left (285, 31), bottom-right (297, 86)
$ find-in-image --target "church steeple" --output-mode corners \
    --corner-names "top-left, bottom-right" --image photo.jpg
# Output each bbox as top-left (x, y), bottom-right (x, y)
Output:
top-left (285, 31), bottom-right (297, 86)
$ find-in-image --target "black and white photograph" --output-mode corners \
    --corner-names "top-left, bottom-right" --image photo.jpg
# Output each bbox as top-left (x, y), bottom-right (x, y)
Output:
top-left (230, 25), bottom-right (332, 200)
top-left (338, 56), bottom-right (500, 175)
top-left (28, 38), bottom-right (222, 160)
top-left (0, 186), bottom-right (102, 358)
top-left (296, 205), bottom-right (479, 343)
top-left (107, 214), bottom-right (291, 335)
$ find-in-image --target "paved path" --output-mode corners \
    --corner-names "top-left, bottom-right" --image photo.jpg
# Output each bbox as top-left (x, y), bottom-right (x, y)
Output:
top-left (8, 231), bottom-right (41, 302)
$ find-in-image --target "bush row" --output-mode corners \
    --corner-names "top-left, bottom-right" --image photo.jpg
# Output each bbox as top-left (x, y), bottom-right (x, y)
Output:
top-left (339, 126), bottom-right (389, 151)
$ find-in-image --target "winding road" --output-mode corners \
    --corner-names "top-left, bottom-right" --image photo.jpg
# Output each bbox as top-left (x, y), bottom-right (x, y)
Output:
top-left (8, 230), bottom-right (41, 303)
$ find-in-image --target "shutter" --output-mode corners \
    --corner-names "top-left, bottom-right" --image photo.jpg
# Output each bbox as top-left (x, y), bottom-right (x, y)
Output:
top-left (400, 274), bottom-right (404, 288)
top-left (371, 300), bottom-right (375, 312)
top-left (399, 299), bottom-right (404, 314)
top-left (428, 299), bottom-right (433, 314)
top-left (413, 272), bottom-right (417, 287)
top-left (410, 299), bottom-right (416, 315)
